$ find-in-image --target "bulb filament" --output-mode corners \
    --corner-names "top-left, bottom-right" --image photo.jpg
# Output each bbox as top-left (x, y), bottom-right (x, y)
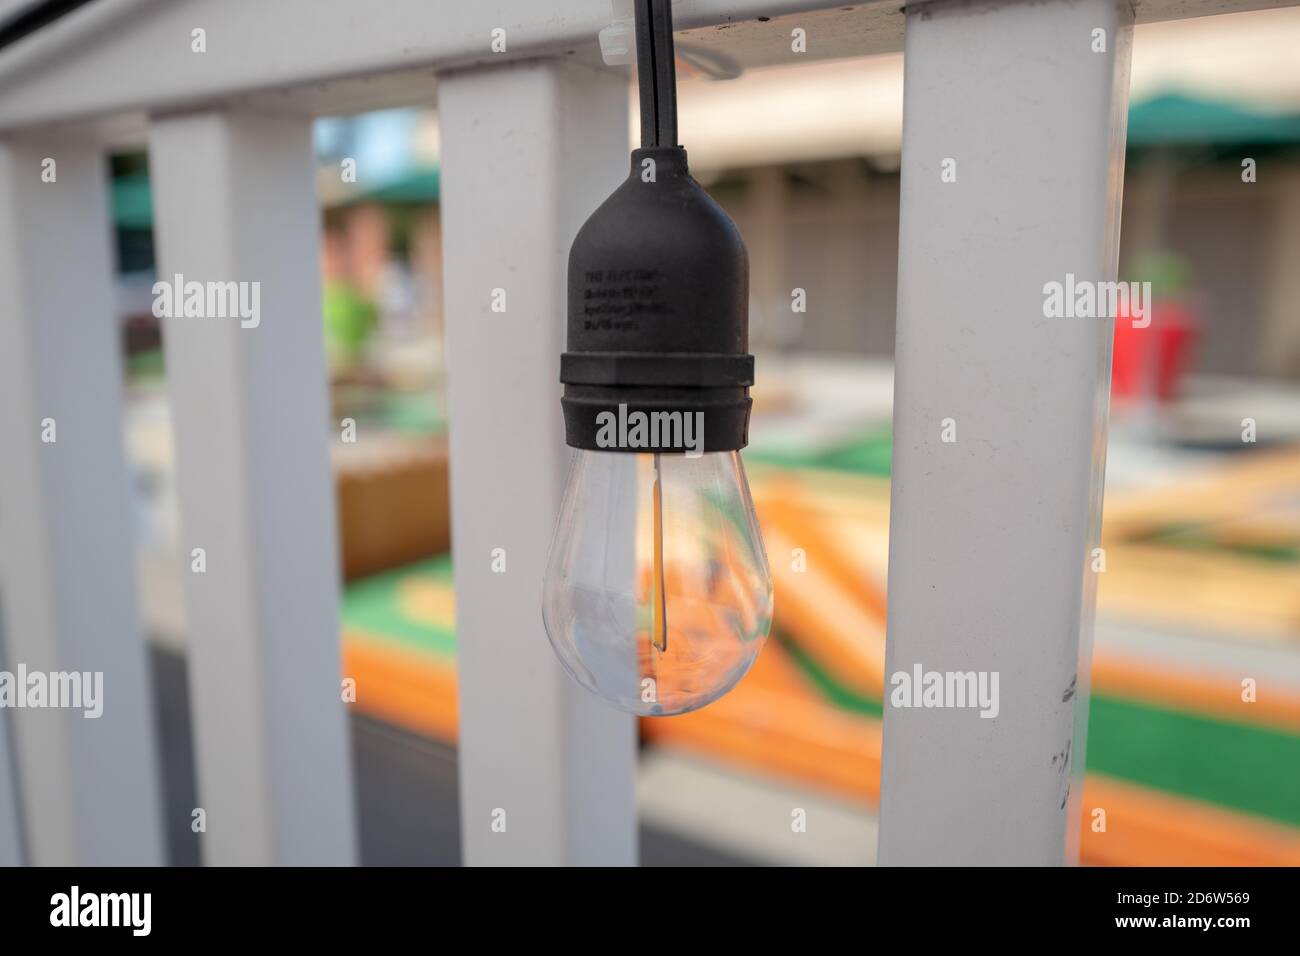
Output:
top-left (651, 452), bottom-right (668, 654)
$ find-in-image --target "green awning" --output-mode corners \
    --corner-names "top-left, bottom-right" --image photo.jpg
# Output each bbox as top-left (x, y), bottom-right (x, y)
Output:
top-left (1127, 93), bottom-right (1300, 148)
top-left (347, 166), bottom-right (440, 205)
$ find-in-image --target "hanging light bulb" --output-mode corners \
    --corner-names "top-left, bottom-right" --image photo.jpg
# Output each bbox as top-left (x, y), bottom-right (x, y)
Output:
top-left (542, 0), bottom-right (772, 716)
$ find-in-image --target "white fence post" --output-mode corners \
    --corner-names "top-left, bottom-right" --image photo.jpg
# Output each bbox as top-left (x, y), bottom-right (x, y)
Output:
top-left (0, 136), bottom-right (165, 865)
top-left (879, 0), bottom-right (1133, 865)
top-left (438, 60), bottom-right (638, 866)
top-left (0, 707), bottom-right (19, 864)
top-left (148, 111), bottom-right (356, 865)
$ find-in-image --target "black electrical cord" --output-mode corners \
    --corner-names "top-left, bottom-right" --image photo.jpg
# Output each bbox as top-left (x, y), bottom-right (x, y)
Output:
top-left (634, 0), bottom-right (678, 149)
top-left (0, 0), bottom-right (100, 54)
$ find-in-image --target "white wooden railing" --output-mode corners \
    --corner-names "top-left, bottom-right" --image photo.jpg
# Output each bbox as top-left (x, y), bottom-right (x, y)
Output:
top-left (0, 0), bottom-right (1285, 866)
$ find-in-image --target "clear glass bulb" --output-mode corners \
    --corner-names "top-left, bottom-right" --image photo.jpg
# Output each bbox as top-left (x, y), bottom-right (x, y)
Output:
top-left (543, 450), bottom-right (773, 716)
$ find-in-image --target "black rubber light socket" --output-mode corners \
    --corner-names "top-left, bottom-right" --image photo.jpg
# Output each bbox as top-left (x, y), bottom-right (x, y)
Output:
top-left (560, 0), bottom-right (752, 455)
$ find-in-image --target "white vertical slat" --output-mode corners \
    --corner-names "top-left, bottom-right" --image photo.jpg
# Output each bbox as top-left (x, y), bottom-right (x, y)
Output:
top-left (879, 0), bottom-right (1133, 865)
top-left (439, 60), bottom-right (638, 866)
top-left (148, 111), bottom-right (356, 865)
top-left (0, 136), bottom-right (164, 865)
top-left (0, 705), bottom-right (19, 864)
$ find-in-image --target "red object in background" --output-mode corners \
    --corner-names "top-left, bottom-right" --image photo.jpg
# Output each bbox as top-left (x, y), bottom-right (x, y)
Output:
top-left (1112, 297), bottom-right (1199, 402)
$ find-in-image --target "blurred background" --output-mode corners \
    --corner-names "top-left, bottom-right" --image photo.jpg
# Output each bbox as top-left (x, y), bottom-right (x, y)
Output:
top-left (106, 7), bottom-right (1300, 865)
